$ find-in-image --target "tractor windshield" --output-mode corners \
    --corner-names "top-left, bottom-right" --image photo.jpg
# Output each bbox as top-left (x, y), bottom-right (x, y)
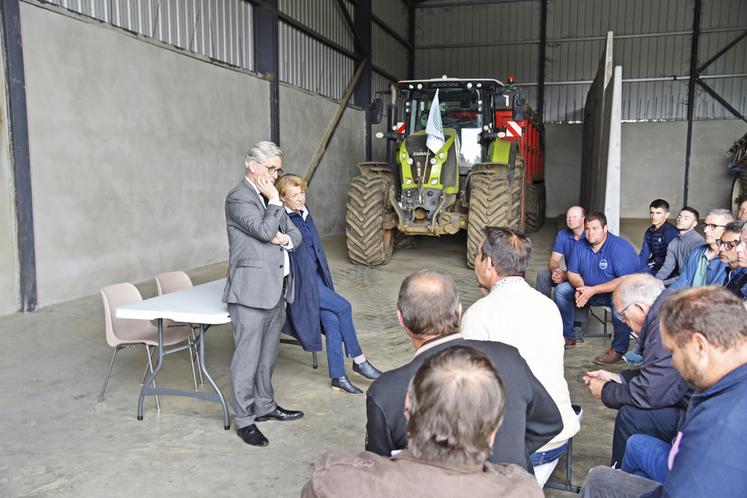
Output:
top-left (408, 87), bottom-right (484, 170)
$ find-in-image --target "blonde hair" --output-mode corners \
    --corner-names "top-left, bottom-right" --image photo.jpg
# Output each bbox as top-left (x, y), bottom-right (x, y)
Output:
top-left (275, 173), bottom-right (307, 199)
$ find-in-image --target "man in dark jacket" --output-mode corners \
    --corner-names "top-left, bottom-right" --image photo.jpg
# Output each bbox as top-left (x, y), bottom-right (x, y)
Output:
top-left (366, 269), bottom-right (563, 471)
top-left (579, 287), bottom-right (747, 498)
top-left (583, 274), bottom-right (690, 467)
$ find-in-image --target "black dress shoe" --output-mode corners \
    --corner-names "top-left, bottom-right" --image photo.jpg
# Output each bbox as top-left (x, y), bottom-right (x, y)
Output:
top-left (236, 424), bottom-right (269, 447)
top-left (352, 360), bottom-right (382, 380)
top-left (331, 375), bottom-right (364, 395)
top-left (255, 405), bottom-right (304, 422)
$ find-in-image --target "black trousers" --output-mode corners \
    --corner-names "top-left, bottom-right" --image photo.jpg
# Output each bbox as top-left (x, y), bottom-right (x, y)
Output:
top-left (610, 405), bottom-right (682, 468)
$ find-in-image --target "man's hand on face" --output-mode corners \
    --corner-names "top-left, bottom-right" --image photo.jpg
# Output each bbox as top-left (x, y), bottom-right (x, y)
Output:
top-left (256, 175), bottom-right (280, 202)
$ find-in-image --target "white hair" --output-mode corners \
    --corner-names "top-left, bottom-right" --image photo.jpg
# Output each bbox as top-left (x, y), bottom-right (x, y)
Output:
top-left (707, 208), bottom-right (734, 222)
top-left (617, 273), bottom-right (665, 309)
top-left (244, 141), bottom-right (283, 170)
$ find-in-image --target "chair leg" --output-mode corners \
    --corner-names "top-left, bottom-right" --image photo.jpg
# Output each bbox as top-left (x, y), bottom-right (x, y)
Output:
top-left (145, 345), bottom-right (161, 411)
top-left (187, 338), bottom-right (199, 391)
top-left (192, 326), bottom-right (204, 386)
top-left (312, 351), bottom-right (318, 369)
top-left (98, 346), bottom-right (121, 403)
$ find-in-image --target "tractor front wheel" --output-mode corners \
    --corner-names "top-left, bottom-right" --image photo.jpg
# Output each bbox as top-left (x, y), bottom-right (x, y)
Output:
top-left (345, 174), bottom-right (395, 266)
top-left (467, 171), bottom-right (512, 268)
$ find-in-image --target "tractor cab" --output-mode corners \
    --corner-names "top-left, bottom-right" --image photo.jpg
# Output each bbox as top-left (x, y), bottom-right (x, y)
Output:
top-left (398, 78), bottom-right (507, 173)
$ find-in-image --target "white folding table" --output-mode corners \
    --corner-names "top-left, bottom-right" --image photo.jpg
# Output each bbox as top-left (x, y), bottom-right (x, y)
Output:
top-left (115, 279), bottom-right (231, 430)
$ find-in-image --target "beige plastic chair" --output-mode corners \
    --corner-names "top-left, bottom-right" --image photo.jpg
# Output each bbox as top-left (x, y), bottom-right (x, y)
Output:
top-left (155, 271), bottom-right (203, 386)
top-left (98, 282), bottom-right (197, 407)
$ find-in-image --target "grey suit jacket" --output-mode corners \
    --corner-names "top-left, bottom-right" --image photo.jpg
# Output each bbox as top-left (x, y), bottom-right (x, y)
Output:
top-left (222, 179), bottom-right (302, 309)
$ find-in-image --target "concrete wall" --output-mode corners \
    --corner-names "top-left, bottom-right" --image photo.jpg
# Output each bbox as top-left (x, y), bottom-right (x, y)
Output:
top-left (0, 47), bottom-right (20, 315)
top-left (20, 4), bottom-right (269, 307)
top-left (545, 124), bottom-right (584, 217)
top-left (545, 120), bottom-right (747, 218)
top-left (278, 84), bottom-right (365, 236)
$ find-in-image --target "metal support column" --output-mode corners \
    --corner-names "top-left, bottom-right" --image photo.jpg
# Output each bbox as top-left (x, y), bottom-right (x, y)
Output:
top-left (0, 0), bottom-right (37, 312)
top-left (537, 0), bottom-right (547, 120)
top-left (408, 1), bottom-right (416, 79)
top-left (683, 0), bottom-right (701, 207)
top-left (354, 0), bottom-right (373, 161)
top-left (252, 0), bottom-right (280, 145)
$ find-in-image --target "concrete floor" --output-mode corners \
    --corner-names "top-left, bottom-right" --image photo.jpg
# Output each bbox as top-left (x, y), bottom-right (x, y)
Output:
top-left (0, 219), bottom-right (651, 497)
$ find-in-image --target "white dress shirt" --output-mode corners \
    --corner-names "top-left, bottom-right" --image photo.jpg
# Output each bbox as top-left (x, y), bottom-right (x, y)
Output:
top-left (461, 277), bottom-right (580, 451)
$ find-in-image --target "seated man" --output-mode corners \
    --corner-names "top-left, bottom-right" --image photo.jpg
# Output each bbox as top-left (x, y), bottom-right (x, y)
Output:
top-left (582, 274), bottom-right (690, 468)
top-left (579, 287), bottom-right (747, 498)
top-left (554, 212), bottom-right (639, 364)
top-left (366, 269), bottom-right (562, 470)
top-left (535, 206), bottom-right (586, 306)
top-left (302, 346), bottom-right (543, 497)
top-left (462, 227), bottom-right (580, 482)
top-left (720, 221), bottom-right (747, 299)
top-left (670, 208), bottom-right (733, 290)
top-left (654, 207), bottom-right (704, 285)
top-left (639, 199), bottom-right (678, 275)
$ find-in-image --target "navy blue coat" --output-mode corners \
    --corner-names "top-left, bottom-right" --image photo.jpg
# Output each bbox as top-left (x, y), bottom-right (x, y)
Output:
top-left (283, 208), bottom-right (334, 352)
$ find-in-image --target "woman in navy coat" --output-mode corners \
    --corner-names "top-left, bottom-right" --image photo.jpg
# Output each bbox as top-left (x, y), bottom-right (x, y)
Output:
top-left (277, 174), bottom-right (381, 394)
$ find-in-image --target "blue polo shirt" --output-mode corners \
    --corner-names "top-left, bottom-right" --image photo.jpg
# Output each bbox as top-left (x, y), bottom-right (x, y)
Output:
top-left (552, 228), bottom-right (585, 258)
top-left (568, 233), bottom-right (639, 286)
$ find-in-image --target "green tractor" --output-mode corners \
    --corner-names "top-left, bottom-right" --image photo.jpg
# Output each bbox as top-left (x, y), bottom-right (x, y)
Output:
top-left (345, 77), bottom-right (543, 268)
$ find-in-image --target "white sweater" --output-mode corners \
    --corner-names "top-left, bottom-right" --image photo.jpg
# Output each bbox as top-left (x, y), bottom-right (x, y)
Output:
top-left (461, 277), bottom-right (580, 451)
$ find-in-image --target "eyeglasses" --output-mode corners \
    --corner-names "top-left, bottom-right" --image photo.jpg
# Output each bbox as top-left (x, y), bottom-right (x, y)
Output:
top-left (614, 302), bottom-right (636, 322)
top-left (703, 223), bottom-right (726, 230)
top-left (717, 239), bottom-right (740, 251)
top-left (261, 163), bottom-right (283, 175)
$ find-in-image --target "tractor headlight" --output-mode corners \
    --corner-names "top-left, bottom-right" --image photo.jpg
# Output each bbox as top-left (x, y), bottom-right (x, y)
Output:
top-left (406, 157), bottom-right (413, 165)
top-left (438, 152), bottom-right (445, 160)
top-left (430, 158), bottom-right (436, 165)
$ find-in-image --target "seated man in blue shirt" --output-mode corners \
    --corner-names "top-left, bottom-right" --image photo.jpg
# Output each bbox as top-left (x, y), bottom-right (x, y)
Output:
top-left (720, 221), bottom-right (747, 299)
top-left (638, 199), bottom-right (678, 274)
top-left (670, 209), bottom-right (733, 290)
top-left (553, 212), bottom-right (639, 364)
top-left (536, 206), bottom-right (585, 302)
top-left (579, 286), bottom-right (747, 498)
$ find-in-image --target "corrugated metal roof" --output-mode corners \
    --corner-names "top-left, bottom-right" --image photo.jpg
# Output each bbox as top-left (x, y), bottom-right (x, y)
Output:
top-left (415, 0), bottom-right (747, 122)
top-left (373, 0), bottom-right (409, 35)
top-left (278, 22), bottom-right (354, 100)
top-left (278, 0), bottom-right (354, 53)
top-left (373, 23), bottom-right (408, 80)
top-left (43, 0), bottom-right (253, 69)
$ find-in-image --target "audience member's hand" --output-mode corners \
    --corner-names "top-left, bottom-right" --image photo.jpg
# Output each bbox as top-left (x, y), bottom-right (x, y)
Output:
top-left (585, 377), bottom-right (607, 399)
top-left (256, 176), bottom-right (280, 202)
top-left (270, 232), bottom-right (289, 246)
top-left (575, 286), bottom-right (595, 307)
top-left (551, 269), bottom-right (567, 284)
top-left (583, 369), bottom-right (620, 383)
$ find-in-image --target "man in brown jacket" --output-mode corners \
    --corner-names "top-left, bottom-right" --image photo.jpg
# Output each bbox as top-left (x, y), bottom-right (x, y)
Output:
top-left (301, 346), bottom-right (543, 498)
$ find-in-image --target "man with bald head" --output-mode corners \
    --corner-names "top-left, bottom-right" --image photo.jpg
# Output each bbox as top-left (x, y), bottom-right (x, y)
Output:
top-left (536, 206), bottom-right (585, 303)
top-left (365, 269), bottom-right (562, 470)
top-left (582, 274), bottom-right (690, 468)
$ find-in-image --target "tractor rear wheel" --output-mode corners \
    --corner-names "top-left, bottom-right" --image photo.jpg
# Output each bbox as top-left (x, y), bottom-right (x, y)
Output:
top-left (467, 171), bottom-right (512, 268)
top-left (346, 174), bottom-right (395, 266)
top-left (525, 182), bottom-right (546, 232)
top-left (732, 171), bottom-right (747, 213)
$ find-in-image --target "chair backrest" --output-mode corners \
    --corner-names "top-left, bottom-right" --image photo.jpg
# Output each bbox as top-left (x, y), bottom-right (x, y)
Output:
top-left (100, 283), bottom-right (156, 347)
top-left (155, 271), bottom-right (193, 296)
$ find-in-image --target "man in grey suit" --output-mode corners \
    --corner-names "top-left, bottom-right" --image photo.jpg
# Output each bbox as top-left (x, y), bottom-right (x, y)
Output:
top-left (223, 141), bottom-right (304, 447)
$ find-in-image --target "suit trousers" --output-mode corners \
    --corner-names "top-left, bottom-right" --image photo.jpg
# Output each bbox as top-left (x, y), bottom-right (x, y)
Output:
top-left (228, 296), bottom-right (284, 429)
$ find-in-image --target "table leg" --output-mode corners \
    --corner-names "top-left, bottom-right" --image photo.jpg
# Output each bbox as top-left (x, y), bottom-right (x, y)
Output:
top-left (138, 318), bottom-right (165, 420)
top-left (198, 324), bottom-right (230, 430)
